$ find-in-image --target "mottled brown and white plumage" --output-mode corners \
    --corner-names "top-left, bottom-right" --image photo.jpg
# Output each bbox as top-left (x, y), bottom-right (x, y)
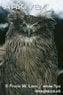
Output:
top-left (2, 9), bottom-right (58, 95)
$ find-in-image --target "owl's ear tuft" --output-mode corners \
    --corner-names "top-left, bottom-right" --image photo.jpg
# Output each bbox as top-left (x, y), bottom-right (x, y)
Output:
top-left (40, 17), bottom-right (56, 31)
top-left (37, 16), bottom-right (56, 31)
top-left (47, 18), bottom-right (56, 30)
top-left (8, 8), bottom-right (25, 24)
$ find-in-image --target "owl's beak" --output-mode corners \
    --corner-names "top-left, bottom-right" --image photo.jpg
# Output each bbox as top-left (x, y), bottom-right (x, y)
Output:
top-left (26, 28), bottom-right (32, 37)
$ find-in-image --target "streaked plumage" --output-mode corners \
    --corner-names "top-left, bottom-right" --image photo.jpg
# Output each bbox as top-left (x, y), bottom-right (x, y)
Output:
top-left (2, 9), bottom-right (58, 95)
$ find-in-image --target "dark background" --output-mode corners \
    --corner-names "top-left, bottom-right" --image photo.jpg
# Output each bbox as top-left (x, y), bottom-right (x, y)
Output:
top-left (54, 17), bottom-right (63, 94)
top-left (0, 7), bottom-right (63, 94)
top-left (0, 7), bottom-right (9, 45)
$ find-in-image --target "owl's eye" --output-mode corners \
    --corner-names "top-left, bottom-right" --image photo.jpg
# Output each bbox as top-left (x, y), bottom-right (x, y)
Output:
top-left (20, 23), bottom-right (26, 28)
top-left (23, 23), bottom-right (26, 27)
top-left (32, 22), bottom-right (40, 29)
top-left (34, 24), bottom-right (40, 30)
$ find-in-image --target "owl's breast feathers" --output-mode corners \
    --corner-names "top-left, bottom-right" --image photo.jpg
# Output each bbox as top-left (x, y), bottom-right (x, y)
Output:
top-left (1, 9), bottom-right (58, 95)
top-left (4, 35), bottom-right (57, 85)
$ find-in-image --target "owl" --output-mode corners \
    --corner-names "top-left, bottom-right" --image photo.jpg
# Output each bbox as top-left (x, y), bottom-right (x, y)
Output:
top-left (2, 9), bottom-right (58, 95)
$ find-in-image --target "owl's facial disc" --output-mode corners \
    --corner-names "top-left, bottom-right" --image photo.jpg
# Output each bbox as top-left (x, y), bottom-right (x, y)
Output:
top-left (20, 22), bottom-right (39, 37)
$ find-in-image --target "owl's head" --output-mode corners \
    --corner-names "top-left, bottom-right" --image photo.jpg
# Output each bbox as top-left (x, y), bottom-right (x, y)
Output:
top-left (7, 8), bottom-right (56, 39)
